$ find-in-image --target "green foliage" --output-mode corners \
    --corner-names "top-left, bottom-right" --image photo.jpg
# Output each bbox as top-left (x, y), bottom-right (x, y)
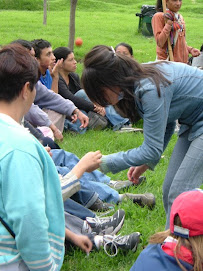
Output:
top-left (0, 0), bottom-right (42, 10)
top-left (0, 0), bottom-right (202, 72)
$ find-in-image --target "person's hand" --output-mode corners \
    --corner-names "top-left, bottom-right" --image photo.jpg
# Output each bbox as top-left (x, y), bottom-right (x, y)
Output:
top-left (79, 150), bottom-right (102, 172)
top-left (163, 11), bottom-right (173, 24)
top-left (127, 165), bottom-right (149, 184)
top-left (44, 146), bottom-right (52, 157)
top-left (49, 58), bottom-right (63, 78)
top-left (71, 113), bottom-right (78, 123)
top-left (191, 48), bottom-right (200, 57)
top-left (75, 109), bottom-right (89, 128)
top-left (73, 235), bottom-right (92, 253)
top-left (65, 229), bottom-right (92, 254)
top-left (53, 128), bottom-right (63, 141)
top-left (94, 105), bottom-right (106, 116)
top-left (49, 124), bottom-right (63, 141)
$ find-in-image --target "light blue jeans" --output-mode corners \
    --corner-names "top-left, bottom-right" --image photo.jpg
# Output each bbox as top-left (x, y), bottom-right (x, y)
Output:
top-left (163, 130), bottom-right (203, 228)
top-left (76, 89), bottom-right (129, 130)
top-left (52, 149), bottom-right (119, 204)
top-left (105, 105), bottom-right (129, 130)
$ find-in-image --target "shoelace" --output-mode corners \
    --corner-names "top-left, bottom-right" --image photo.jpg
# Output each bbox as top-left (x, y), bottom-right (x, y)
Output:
top-left (103, 235), bottom-right (120, 257)
top-left (89, 215), bottom-right (113, 228)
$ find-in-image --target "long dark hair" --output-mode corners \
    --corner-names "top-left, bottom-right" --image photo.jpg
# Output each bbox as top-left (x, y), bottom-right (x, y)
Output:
top-left (81, 45), bottom-right (170, 124)
top-left (156, 0), bottom-right (163, 12)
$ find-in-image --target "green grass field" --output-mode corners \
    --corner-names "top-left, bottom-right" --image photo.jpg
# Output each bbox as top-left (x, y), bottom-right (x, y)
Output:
top-left (0, 0), bottom-right (203, 270)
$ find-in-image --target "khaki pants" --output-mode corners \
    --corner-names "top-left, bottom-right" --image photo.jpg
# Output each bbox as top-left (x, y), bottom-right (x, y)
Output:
top-left (43, 108), bottom-right (65, 133)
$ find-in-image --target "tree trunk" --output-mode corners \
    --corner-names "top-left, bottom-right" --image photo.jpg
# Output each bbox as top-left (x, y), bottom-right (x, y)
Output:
top-left (68, 0), bottom-right (78, 50)
top-left (43, 0), bottom-right (47, 25)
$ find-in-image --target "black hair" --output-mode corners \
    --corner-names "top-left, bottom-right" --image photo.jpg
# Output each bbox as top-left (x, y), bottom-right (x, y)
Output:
top-left (31, 39), bottom-right (51, 58)
top-left (156, 0), bottom-right (163, 12)
top-left (10, 39), bottom-right (33, 51)
top-left (53, 46), bottom-right (72, 61)
top-left (82, 45), bottom-right (171, 123)
top-left (115, 42), bottom-right (133, 56)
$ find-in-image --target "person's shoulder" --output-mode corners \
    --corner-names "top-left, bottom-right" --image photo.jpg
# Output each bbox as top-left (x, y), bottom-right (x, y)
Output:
top-left (58, 74), bottom-right (66, 84)
top-left (130, 244), bottom-right (160, 271)
top-left (0, 121), bottom-right (39, 158)
top-left (69, 72), bottom-right (80, 81)
top-left (153, 12), bottom-right (164, 19)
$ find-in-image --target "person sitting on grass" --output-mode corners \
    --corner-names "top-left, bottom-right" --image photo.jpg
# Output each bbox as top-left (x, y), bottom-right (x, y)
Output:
top-left (11, 39), bottom-right (64, 141)
top-left (31, 38), bottom-right (62, 93)
top-left (54, 46), bottom-right (138, 132)
top-left (31, 39), bottom-right (89, 134)
top-left (0, 43), bottom-right (65, 271)
top-left (53, 46), bottom-right (108, 132)
top-left (130, 189), bottom-right (203, 271)
top-left (64, 209), bottom-right (141, 257)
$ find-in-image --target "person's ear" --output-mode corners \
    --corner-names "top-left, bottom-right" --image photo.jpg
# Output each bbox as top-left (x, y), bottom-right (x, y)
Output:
top-left (21, 82), bottom-right (30, 100)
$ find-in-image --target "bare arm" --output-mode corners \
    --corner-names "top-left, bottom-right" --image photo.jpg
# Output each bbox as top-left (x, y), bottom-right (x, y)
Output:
top-left (65, 228), bottom-right (92, 253)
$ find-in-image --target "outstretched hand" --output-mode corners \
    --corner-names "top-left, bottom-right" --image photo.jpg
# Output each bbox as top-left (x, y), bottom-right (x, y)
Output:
top-left (127, 165), bottom-right (149, 184)
top-left (79, 150), bottom-right (102, 172)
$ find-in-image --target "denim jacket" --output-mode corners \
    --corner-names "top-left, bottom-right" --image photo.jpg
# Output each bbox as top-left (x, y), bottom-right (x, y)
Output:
top-left (101, 62), bottom-right (203, 173)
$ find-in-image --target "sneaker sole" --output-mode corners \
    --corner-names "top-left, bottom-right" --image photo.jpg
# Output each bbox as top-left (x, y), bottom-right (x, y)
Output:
top-left (110, 176), bottom-right (146, 191)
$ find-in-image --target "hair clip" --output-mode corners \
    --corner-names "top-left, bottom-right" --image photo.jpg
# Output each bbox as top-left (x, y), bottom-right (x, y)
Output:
top-left (111, 46), bottom-right (116, 56)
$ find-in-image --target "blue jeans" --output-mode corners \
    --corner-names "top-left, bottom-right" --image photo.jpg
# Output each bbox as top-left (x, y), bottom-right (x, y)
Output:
top-left (163, 130), bottom-right (203, 228)
top-left (52, 149), bottom-right (119, 204)
top-left (64, 109), bottom-right (88, 134)
top-left (64, 199), bottom-right (95, 220)
top-left (76, 89), bottom-right (129, 130)
top-left (105, 105), bottom-right (129, 130)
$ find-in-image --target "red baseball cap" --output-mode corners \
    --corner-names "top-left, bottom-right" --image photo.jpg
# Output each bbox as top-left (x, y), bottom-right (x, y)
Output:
top-left (170, 189), bottom-right (203, 238)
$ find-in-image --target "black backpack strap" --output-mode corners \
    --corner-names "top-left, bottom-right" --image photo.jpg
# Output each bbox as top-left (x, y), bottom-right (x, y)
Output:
top-left (0, 216), bottom-right (15, 238)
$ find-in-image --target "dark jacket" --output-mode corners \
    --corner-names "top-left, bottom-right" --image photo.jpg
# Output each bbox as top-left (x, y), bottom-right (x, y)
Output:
top-left (58, 73), bottom-right (94, 112)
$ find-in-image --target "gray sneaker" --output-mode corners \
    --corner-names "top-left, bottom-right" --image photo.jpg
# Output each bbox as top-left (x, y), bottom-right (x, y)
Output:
top-left (109, 176), bottom-right (146, 191)
top-left (89, 198), bottom-right (115, 212)
top-left (117, 127), bottom-right (143, 133)
top-left (100, 232), bottom-right (141, 256)
top-left (124, 192), bottom-right (155, 209)
top-left (86, 209), bottom-right (125, 235)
